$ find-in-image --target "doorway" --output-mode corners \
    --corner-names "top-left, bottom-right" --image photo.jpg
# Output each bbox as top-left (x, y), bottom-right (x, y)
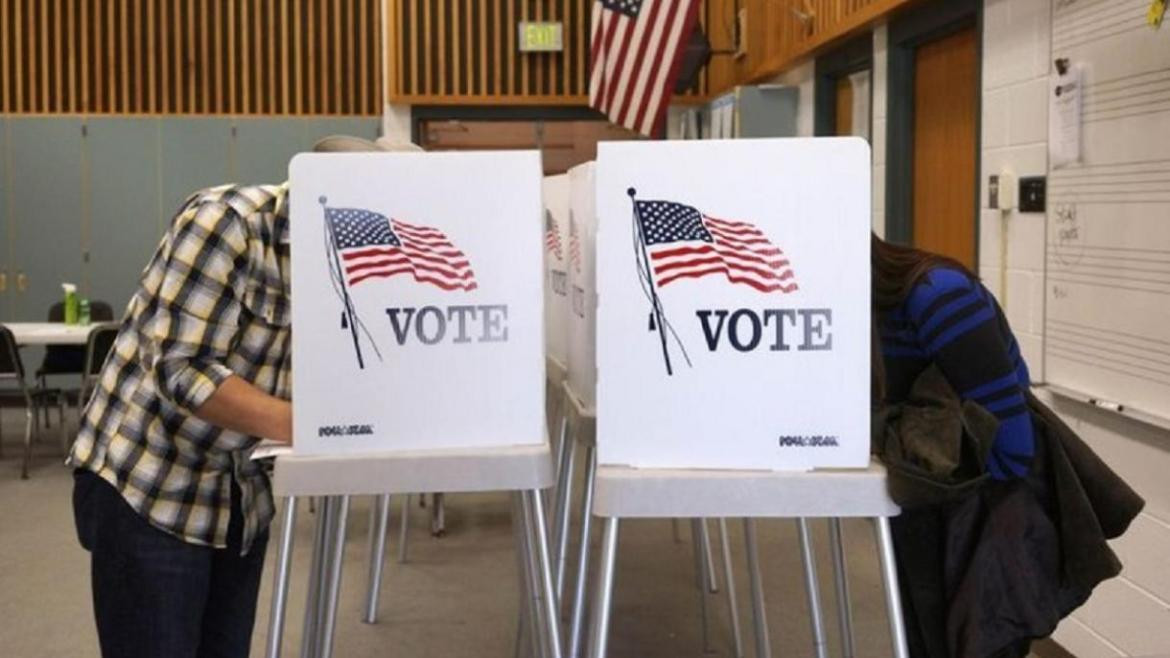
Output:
top-left (912, 25), bottom-right (978, 268)
top-left (887, 0), bottom-right (981, 269)
top-left (814, 35), bottom-right (874, 141)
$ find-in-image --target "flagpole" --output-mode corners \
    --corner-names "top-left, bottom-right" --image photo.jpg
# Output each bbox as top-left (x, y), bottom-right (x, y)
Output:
top-left (629, 188), bottom-right (673, 376)
top-left (321, 197), bottom-right (366, 369)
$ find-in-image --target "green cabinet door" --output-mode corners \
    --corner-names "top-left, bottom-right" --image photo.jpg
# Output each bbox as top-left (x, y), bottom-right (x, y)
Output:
top-left (1, 118), bottom-right (10, 319)
top-left (159, 118), bottom-right (233, 227)
top-left (85, 118), bottom-right (164, 315)
top-left (232, 118), bottom-right (308, 186)
top-left (6, 118), bottom-right (85, 322)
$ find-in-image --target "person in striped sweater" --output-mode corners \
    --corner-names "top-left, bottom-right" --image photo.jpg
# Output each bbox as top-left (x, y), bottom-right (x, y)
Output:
top-left (872, 234), bottom-right (1034, 479)
top-left (872, 234), bottom-right (1040, 657)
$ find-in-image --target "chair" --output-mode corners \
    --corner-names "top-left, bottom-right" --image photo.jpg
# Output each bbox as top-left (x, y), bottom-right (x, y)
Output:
top-left (37, 300), bottom-right (114, 419)
top-left (0, 325), bottom-right (62, 479)
top-left (78, 323), bottom-right (119, 409)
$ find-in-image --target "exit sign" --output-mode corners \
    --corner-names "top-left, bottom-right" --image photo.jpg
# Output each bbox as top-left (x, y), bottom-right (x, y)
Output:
top-left (518, 21), bottom-right (563, 52)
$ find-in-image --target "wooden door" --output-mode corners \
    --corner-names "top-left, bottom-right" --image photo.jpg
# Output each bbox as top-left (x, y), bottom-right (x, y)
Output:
top-left (835, 77), bottom-right (854, 136)
top-left (912, 25), bottom-right (978, 268)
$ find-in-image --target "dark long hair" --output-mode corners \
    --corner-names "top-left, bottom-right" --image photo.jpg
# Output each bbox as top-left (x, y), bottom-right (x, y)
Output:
top-left (870, 233), bottom-right (975, 401)
top-left (871, 233), bottom-right (972, 310)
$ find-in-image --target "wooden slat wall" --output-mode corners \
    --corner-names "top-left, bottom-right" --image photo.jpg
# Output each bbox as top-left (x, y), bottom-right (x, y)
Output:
top-left (707, 0), bottom-right (916, 94)
top-left (389, 0), bottom-right (709, 106)
top-left (0, 0), bottom-right (382, 115)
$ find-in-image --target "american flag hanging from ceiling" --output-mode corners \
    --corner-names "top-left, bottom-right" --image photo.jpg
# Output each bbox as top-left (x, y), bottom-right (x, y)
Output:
top-left (589, 0), bottom-right (702, 138)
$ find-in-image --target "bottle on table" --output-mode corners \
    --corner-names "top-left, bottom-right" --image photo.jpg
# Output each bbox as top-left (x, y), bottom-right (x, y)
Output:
top-left (62, 283), bottom-right (79, 325)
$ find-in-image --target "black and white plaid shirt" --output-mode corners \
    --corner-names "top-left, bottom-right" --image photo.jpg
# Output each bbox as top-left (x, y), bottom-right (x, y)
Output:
top-left (70, 183), bottom-right (291, 553)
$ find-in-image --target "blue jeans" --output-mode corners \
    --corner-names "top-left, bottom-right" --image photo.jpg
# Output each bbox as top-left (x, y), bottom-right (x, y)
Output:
top-left (72, 469), bottom-right (269, 658)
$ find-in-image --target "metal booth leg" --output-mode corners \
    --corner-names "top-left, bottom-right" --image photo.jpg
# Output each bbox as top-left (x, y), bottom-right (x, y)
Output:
top-left (431, 493), bottom-right (446, 537)
top-left (397, 494), bottom-right (410, 563)
top-left (526, 489), bottom-right (565, 658)
top-left (587, 517), bottom-right (620, 658)
top-left (265, 496), bottom-right (298, 658)
top-left (743, 519), bottom-right (771, 658)
top-left (691, 519), bottom-right (713, 653)
top-left (875, 517), bottom-right (910, 658)
top-left (364, 494), bottom-right (392, 624)
top-left (318, 496), bottom-right (351, 658)
top-left (828, 518), bottom-right (856, 658)
top-left (796, 518), bottom-right (828, 658)
top-left (567, 444), bottom-right (597, 658)
top-left (553, 427), bottom-right (578, 601)
top-left (512, 492), bottom-right (543, 658)
top-left (701, 519), bottom-right (719, 594)
top-left (718, 518), bottom-right (744, 658)
top-left (545, 398), bottom-right (569, 524)
top-left (300, 497), bottom-right (330, 658)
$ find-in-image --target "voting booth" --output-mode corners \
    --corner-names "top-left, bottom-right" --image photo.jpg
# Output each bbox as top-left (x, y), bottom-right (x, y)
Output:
top-left (566, 163), bottom-right (598, 410)
top-left (271, 151), bottom-right (563, 658)
top-left (542, 174), bottom-right (571, 370)
top-left (583, 138), bottom-right (908, 658)
top-left (288, 151), bottom-right (546, 455)
top-left (595, 138), bottom-right (872, 471)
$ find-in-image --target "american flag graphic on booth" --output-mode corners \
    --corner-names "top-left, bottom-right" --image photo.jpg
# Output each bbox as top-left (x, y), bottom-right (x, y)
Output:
top-left (635, 200), bottom-right (797, 294)
top-left (326, 207), bottom-right (477, 292)
top-left (569, 216), bottom-right (582, 273)
top-left (545, 212), bottom-right (564, 262)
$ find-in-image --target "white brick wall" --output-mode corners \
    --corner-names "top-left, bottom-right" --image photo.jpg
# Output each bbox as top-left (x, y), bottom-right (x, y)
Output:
top-left (980, 1), bottom-right (1170, 654)
top-left (980, 0), bottom-right (1050, 381)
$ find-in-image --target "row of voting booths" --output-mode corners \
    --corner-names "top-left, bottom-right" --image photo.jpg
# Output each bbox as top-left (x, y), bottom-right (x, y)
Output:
top-left (272, 139), bottom-right (906, 658)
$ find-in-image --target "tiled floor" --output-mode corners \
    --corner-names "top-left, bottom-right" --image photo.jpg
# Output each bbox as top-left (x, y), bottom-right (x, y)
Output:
top-left (1, 408), bottom-right (903, 657)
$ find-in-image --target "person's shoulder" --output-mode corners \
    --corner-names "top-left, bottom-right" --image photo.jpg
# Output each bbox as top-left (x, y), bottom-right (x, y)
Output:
top-left (905, 266), bottom-right (981, 316)
top-left (922, 266), bottom-right (975, 292)
top-left (172, 184), bottom-right (284, 236)
top-left (182, 183), bottom-right (284, 218)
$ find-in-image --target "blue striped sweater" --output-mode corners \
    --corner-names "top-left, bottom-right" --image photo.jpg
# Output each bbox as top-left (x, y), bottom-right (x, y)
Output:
top-left (879, 267), bottom-right (1034, 479)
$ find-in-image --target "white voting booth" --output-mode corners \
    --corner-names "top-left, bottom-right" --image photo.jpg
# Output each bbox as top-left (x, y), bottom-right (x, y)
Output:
top-left (567, 163), bottom-right (598, 411)
top-left (268, 151), bottom-right (562, 658)
top-left (579, 138), bottom-right (907, 658)
top-left (543, 174), bottom-right (571, 374)
top-left (595, 137), bottom-right (871, 471)
top-left (289, 151), bottom-right (545, 455)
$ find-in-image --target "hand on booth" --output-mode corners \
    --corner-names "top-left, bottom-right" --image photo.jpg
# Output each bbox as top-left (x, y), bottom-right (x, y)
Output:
top-left (194, 375), bottom-right (294, 445)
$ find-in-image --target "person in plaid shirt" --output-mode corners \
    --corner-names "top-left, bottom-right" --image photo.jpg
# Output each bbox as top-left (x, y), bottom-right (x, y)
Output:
top-left (69, 182), bottom-right (293, 658)
top-left (69, 136), bottom-right (414, 657)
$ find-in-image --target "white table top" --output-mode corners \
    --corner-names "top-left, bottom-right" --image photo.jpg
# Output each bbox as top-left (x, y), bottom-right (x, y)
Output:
top-left (591, 459), bottom-right (899, 519)
top-left (272, 443), bottom-right (555, 497)
top-left (4, 322), bottom-right (95, 346)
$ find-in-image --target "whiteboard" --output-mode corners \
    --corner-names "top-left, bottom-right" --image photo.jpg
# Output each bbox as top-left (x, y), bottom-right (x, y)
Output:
top-left (1044, 0), bottom-right (1170, 427)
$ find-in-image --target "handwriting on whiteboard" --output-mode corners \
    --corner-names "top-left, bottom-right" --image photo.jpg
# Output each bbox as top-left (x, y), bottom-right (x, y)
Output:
top-left (1052, 202), bottom-right (1084, 268)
